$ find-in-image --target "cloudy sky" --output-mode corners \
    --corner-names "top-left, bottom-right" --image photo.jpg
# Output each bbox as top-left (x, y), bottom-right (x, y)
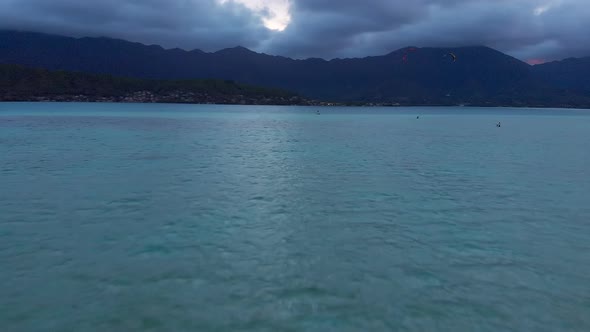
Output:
top-left (0, 0), bottom-right (588, 63)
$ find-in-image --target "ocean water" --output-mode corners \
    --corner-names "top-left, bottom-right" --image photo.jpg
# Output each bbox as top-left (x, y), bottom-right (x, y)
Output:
top-left (1, 102), bottom-right (590, 332)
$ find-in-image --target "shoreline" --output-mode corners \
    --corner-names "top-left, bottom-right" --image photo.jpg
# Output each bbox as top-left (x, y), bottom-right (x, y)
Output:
top-left (1, 99), bottom-right (589, 110)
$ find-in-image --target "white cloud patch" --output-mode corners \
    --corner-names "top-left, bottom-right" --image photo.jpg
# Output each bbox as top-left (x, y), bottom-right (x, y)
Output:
top-left (533, 0), bottom-right (563, 16)
top-left (218, 0), bottom-right (292, 31)
top-left (534, 5), bottom-right (550, 15)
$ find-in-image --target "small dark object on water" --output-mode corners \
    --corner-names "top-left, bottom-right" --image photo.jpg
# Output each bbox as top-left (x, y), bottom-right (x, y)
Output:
top-left (316, 110), bottom-right (320, 115)
top-left (496, 122), bottom-right (501, 127)
top-left (417, 116), bottom-right (420, 119)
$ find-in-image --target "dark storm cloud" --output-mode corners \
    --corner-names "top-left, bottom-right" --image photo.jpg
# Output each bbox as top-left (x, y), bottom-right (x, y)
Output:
top-left (0, 0), bottom-right (271, 51)
top-left (262, 0), bottom-right (590, 61)
top-left (0, 0), bottom-right (588, 62)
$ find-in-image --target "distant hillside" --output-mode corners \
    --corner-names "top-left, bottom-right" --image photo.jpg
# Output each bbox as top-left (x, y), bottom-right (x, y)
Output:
top-left (0, 64), bottom-right (309, 105)
top-left (533, 57), bottom-right (590, 91)
top-left (1, 31), bottom-right (590, 107)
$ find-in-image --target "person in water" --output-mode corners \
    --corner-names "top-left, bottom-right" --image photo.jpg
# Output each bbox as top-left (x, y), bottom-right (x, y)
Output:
top-left (497, 122), bottom-right (501, 127)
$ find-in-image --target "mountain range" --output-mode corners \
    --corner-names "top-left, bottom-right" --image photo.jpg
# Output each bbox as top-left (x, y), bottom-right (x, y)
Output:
top-left (1, 30), bottom-right (589, 107)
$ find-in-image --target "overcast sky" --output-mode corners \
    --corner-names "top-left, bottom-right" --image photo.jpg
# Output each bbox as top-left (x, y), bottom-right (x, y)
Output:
top-left (1, 0), bottom-right (588, 63)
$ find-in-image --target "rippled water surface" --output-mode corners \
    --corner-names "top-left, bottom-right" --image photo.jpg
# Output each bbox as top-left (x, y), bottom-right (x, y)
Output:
top-left (1, 103), bottom-right (590, 331)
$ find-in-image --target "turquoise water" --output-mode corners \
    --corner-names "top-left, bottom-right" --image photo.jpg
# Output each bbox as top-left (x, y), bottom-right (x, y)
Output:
top-left (1, 102), bottom-right (590, 331)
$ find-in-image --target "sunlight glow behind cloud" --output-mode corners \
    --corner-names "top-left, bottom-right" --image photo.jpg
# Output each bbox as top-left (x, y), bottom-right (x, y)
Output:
top-left (526, 58), bottom-right (547, 65)
top-left (533, 5), bottom-right (550, 15)
top-left (218, 0), bottom-right (291, 31)
top-left (533, 0), bottom-right (563, 16)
